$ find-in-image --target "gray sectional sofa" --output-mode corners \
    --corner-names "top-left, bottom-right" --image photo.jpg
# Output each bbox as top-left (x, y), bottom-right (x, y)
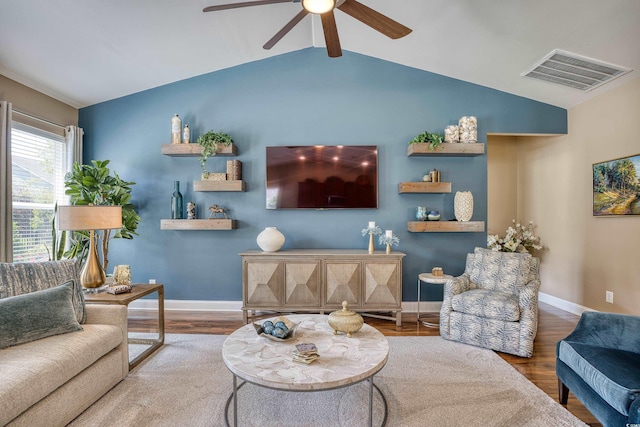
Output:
top-left (0, 260), bottom-right (128, 426)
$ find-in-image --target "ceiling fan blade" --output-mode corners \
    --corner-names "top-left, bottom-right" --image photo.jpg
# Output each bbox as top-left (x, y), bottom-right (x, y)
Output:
top-left (321, 11), bottom-right (342, 57)
top-left (337, 0), bottom-right (412, 39)
top-left (263, 9), bottom-right (309, 50)
top-left (203, 0), bottom-right (291, 13)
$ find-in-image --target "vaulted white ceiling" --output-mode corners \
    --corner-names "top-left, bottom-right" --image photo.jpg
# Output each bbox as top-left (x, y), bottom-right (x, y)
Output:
top-left (1, 0), bottom-right (639, 109)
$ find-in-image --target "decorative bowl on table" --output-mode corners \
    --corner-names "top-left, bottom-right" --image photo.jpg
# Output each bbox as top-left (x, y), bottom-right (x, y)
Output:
top-left (253, 316), bottom-right (298, 341)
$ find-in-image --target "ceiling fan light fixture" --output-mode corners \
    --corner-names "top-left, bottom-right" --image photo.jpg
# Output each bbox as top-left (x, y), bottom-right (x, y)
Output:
top-left (302, 0), bottom-right (335, 14)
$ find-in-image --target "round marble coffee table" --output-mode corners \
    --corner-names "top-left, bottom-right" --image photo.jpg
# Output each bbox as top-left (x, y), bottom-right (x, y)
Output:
top-left (222, 314), bottom-right (389, 427)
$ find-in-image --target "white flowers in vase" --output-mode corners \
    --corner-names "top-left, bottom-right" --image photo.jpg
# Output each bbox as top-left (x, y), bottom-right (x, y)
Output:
top-left (487, 220), bottom-right (542, 253)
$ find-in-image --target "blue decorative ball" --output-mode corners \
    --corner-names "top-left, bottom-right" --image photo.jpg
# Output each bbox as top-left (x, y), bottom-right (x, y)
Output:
top-left (271, 327), bottom-right (288, 339)
top-left (263, 324), bottom-right (275, 335)
top-left (274, 321), bottom-right (287, 329)
top-left (262, 320), bottom-right (274, 328)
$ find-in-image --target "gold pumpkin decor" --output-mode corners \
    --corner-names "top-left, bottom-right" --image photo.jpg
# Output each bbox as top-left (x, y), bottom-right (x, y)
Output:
top-left (328, 301), bottom-right (364, 338)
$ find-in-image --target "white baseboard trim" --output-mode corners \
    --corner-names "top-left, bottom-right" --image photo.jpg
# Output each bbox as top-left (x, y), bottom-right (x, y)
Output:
top-left (129, 299), bottom-right (242, 312)
top-left (538, 292), bottom-right (594, 316)
top-left (128, 299), bottom-right (443, 314)
top-left (127, 293), bottom-right (590, 316)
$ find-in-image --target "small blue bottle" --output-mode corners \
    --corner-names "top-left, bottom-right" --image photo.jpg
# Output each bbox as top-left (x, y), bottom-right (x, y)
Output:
top-left (171, 181), bottom-right (183, 219)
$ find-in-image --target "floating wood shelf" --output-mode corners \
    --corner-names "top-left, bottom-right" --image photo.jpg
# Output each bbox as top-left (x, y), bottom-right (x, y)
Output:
top-left (407, 221), bottom-right (485, 232)
top-left (194, 180), bottom-right (246, 192)
top-left (398, 182), bottom-right (451, 193)
top-left (160, 219), bottom-right (237, 230)
top-left (161, 143), bottom-right (238, 157)
top-left (407, 143), bottom-right (485, 157)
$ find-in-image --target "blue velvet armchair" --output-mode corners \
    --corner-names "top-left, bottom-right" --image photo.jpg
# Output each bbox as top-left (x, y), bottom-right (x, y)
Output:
top-left (557, 311), bottom-right (640, 427)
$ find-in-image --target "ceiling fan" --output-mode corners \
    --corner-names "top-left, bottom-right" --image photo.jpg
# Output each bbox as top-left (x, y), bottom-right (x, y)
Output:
top-left (203, 0), bottom-right (412, 58)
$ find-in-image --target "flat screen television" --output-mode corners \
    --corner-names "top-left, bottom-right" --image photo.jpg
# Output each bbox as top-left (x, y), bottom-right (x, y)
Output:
top-left (266, 145), bottom-right (378, 209)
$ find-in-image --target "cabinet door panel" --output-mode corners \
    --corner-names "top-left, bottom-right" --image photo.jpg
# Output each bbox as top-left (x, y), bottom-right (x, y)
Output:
top-left (284, 261), bottom-right (320, 307)
top-left (245, 261), bottom-right (282, 306)
top-left (364, 262), bottom-right (400, 306)
top-left (325, 261), bottom-right (361, 307)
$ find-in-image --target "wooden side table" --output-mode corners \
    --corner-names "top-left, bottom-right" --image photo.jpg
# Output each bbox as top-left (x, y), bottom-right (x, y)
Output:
top-left (84, 283), bottom-right (165, 370)
top-left (417, 273), bottom-right (453, 328)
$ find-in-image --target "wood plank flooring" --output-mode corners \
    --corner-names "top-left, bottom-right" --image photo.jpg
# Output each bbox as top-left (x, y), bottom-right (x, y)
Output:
top-left (129, 302), bottom-right (600, 426)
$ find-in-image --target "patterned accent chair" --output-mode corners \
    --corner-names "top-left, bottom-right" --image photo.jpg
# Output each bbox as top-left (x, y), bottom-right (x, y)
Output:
top-left (440, 247), bottom-right (541, 358)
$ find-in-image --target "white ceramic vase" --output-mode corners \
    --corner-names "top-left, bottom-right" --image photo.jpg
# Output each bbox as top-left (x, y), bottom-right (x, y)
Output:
top-left (454, 191), bottom-right (474, 222)
top-left (256, 227), bottom-right (285, 252)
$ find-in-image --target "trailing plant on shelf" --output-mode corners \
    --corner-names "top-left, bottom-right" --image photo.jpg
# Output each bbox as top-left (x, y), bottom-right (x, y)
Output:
top-left (196, 131), bottom-right (233, 178)
top-left (64, 160), bottom-right (140, 273)
top-left (408, 131), bottom-right (445, 151)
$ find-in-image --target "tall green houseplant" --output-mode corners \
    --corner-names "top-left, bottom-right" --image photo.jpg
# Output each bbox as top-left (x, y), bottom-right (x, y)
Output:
top-left (64, 160), bottom-right (140, 274)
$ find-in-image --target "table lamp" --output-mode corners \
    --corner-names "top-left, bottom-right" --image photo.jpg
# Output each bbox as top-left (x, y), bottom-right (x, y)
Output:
top-left (57, 205), bottom-right (122, 291)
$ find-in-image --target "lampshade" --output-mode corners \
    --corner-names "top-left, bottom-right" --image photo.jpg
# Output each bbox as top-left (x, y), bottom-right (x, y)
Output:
top-left (57, 205), bottom-right (122, 231)
top-left (302, 0), bottom-right (335, 14)
top-left (57, 205), bottom-right (123, 291)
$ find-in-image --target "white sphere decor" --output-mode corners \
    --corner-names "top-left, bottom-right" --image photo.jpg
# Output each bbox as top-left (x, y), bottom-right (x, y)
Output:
top-left (256, 227), bottom-right (285, 252)
top-left (454, 191), bottom-right (474, 222)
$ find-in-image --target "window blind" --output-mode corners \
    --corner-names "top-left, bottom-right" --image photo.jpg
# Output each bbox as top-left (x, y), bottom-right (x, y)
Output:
top-left (11, 122), bottom-right (68, 263)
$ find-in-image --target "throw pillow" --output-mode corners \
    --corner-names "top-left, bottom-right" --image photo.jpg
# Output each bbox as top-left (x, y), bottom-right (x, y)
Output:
top-left (0, 260), bottom-right (85, 323)
top-left (0, 281), bottom-right (83, 349)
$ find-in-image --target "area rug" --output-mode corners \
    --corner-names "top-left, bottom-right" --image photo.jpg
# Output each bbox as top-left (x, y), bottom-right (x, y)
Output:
top-left (69, 334), bottom-right (586, 427)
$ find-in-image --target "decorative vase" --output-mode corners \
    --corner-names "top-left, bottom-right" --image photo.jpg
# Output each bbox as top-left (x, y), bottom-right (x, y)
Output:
top-left (257, 227), bottom-right (285, 252)
top-left (454, 191), bottom-right (474, 222)
top-left (328, 301), bottom-right (364, 338)
top-left (458, 116), bottom-right (477, 143)
top-left (416, 206), bottom-right (428, 221)
top-left (444, 125), bottom-right (459, 143)
top-left (368, 233), bottom-right (375, 254)
top-left (427, 210), bottom-right (441, 221)
top-left (171, 181), bottom-right (183, 219)
top-left (171, 114), bottom-right (182, 145)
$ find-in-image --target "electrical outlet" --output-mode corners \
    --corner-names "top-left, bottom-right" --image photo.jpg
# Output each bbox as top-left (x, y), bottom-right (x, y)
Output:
top-left (149, 279), bottom-right (156, 284)
top-left (606, 291), bottom-right (614, 304)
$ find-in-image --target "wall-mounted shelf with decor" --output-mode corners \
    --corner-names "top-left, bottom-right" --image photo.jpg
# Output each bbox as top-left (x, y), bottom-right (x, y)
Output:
top-left (160, 219), bottom-right (237, 230)
top-left (407, 143), bottom-right (485, 157)
top-left (398, 182), bottom-right (451, 193)
top-left (407, 221), bottom-right (485, 232)
top-left (194, 180), bottom-right (246, 192)
top-left (161, 143), bottom-right (238, 157)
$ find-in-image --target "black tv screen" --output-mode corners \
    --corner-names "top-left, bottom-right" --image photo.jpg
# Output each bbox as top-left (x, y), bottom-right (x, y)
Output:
top-left (266, 145), bottom-right (378, 209)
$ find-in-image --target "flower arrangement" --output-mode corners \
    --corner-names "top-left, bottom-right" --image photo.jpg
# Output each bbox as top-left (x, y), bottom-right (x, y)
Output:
top-left (360, 225), bottom-right (382, 237)
top-left (378, 233), bottom-right (399, 247)
top-left (379, 231), bottom-right (400, 254)
top-left (362, 222), bottom-right (382, 254)
top-left (487, 220), bottom-right (542, 253)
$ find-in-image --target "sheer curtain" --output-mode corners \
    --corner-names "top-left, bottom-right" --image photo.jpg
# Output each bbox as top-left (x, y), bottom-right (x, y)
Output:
top-left (0, 101), bottom-right (13, 262)
top-left (65, 125), bottom-right (83, 167)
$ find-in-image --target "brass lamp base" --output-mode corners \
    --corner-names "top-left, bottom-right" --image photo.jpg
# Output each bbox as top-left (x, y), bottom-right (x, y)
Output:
top-left (80, 230), bottom-right (107, 292)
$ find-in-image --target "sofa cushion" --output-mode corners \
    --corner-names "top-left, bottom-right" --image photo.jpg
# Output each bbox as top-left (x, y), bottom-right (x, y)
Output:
top-left (558, 340), bottom-right (640, 416)
top-left (451, 289), bottom-right (520, 321)
top-left (0, 259), bottom-right (85, 323)
top-left (0, 281), bottom-right (83, 349)
top-left (466, 247), bottom-right (532, 293)
top-left (0, 323), bottom-right (123, 424)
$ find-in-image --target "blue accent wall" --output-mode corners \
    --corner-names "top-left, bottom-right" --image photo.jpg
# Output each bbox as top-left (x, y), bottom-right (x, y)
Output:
top-left (79, 48), bottom-right (566, 303)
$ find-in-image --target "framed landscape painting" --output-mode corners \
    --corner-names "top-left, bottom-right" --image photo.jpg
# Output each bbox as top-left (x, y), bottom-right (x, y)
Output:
top-left (593, 153), bottom-right (640, 216)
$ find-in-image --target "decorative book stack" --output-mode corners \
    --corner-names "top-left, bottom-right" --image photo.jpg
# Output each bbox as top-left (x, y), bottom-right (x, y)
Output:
top-left (291, 343), bottom-right (319, 365)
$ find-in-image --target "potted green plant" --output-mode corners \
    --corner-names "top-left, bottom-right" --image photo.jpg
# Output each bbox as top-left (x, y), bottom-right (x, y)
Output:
top-left (63, 160), bottom-right (140, 274)
top-left (196, 131), bottom-right (233, 178)
top-left (408, 131), bottom-right (445, 151)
